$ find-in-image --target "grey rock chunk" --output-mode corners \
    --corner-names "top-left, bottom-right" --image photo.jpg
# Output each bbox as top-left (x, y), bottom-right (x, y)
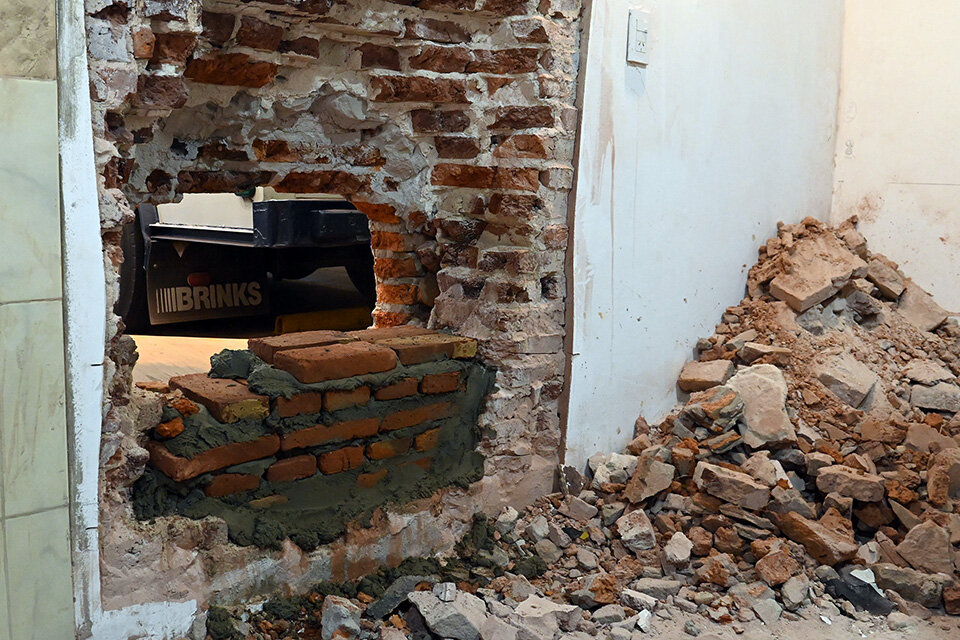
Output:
top-left (321, 595), bottom-right (362, 640)
top-left (895, 520), bottom-right (954, 574)
top-left (872, 563), bottom-right (950, 608)
top-left (752, 598), bottom-right (782, 625)
top-left (726, 364), bottom-right (796, 449)
top-left (866, 259), bottom-right (905, 299)
top-left (815, 465), bottom-right (885, 502)
top-left (629, 578), bottom-right (683, 600)
top-left (693, 461), bottom-right (770, 511)
top-left (592, 604), bottom-right (626, 625)
top-left (408, 590), bottom-right (488, 640)
top-left (898, 282), bottom-right (948, 332)
top-left (903, 360), bottom-right (953, 385)
top-left (816, 353), bottom-right (877, 407)
top-left (615, 510), bottom-right (656, 551)
top-left (365, 575), bottom-right (435, 619)
top-left (910, 381), bottom-right (960, 412)
top-left (620, 589), bottom-right (657, 611)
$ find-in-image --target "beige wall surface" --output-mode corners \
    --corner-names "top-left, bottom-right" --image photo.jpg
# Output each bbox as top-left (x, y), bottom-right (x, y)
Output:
top-left (0, 0), bottom-right (76, 637)
top-left (831, 0), bottom-right (960, 311)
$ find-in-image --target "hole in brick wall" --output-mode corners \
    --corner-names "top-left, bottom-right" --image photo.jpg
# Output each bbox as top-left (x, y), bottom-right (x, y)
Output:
top-left (89, 0), bottom-right (577, 606)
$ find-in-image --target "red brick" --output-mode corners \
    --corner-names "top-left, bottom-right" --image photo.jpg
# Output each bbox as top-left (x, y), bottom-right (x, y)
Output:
top-left (201, 11), bottom-right (235, 46)
top-left (235, 16), bottom-right (283, 51)
top-left (280, 417), bottom-right (380, 451)
top-left (421, 372), bottom-right (460, 394)
top-left (372, 77), bottom-right (468, 103)
top-left (489, 106), bottom-right (554, 130)
top-left (199, 140), bottom-right (248, 162)
top-left (205, 473), bottom-right (260, 497)
top-left (169, 396), bottom-right (199, 416)
top-left (466, 48), bottom-right (539, 74)
top-left (346, 326), bottom-right (434, 342)
top-left (352, 202), bottom-right (400, 224)
top-left (494, 167), bottom-right (540, 192)
top-left (279, 37), bottom-right (320, 58)
top-left (147, 436), bottom-right (280, 482)
top-left (155, 417), bottom-right (185, 439)
top-left (435, 137), bottom-right (481, 159)
top-left (248, 330), bottom-right (354, 363)
top-left (370, 230), bottom-right (413, 252)
top-left (381, 402), bottom-right (453, 431)
top-left (275, 391), bottom-right (325, 418)
top-left (325, 386), bottom-right (370, 411)
top-left (409, 45), bottom-right (471, 73)
top-left (411, 110), bottom-right (470, 133)
top-left (150, 32), bottom-right (196, 64)
top-left (431, 164), bottom-right (496, 188)
top-left (274, 341), bottom-right (398, 383)
top-left (479, 0), bottom-right (527, 15)
top-left (419, 0), bottom-right (476, 9)
top-left (374, 377), bottom-right (419, 400)
top-left (274, 171), bottom-right (370, 195)
top-left (367, 437), bottom-right (411, 460)
top-left (177, 170), bottom-right (275, 193)
top-left (944, 585), bottom-right (960, 615)
top-left (318, 446), bottom-right (365, 474)
top-left (253, 139), bottom-right (299, 162)
top-left (403, 18), bottom-right (470, 44)
top-left (488, 193), bottom-right (542, 219)
top-left (133, 75), bottom-right (188, 109)
top-left (358, 43), bottom-right (401, 70)
top-left (373, 310), bottom-right (415, 327)
top-left (494, 134), bottom-right (547, 159)
top-left (132, 27), bottom-right (156, 59)
top-left (357, 469), bottom-right (388, 488)
top-left (374, 257), bottom-right (420, 279)
top-left (169, 373), bottom-right (269, 423)
top-left (436, 218), bottom-right (486, 244)
top-left (376, 283), bottom-right (419, 305)
top-left (414, 428), bottom-right (441, 451)
top-left (266, 454), bottom-right (317, 482)
top-left (184, 53), bottom-right (278, 88)
top-left (377, 333), bottom-right (477, 364)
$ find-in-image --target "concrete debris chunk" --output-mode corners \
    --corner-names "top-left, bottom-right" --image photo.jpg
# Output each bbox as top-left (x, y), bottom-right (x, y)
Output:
top-left (677, 359), bottom-right (735, 392)
top-left (663, 532), bottom-right (693, 566)
top-left (726, 364), bottom-right (796, 449)
top-left (693, 461), bottom-right (770, 511)
top-left (866, 258), bottom-right (906, 299)
top-left (903, 359), bottom-right (954, 385)
top-left (816, 353), bottom-right (878, 407)
top-left (768, 232), bottom-right (867, 312)
top-left (740, 342), bottom-right (791, 364)
top-left (872, 563), bottom-right (950, 608)
top-left (630, 578), bottom-right (683, 600)
top-left (623, 456), bottom-right (675, 503)
top-left (814, 465), bottom-right (885, 502)
top-left (590, 453), bottom-right (639, 485)
top-left (895, 520), bottom-right (954, 575)
top-left (927, 447), bottom-right (960, 507)
top-left (898, 282), bottom-right (949, 332)
top-left (615, 510), bottom-right (657, 551)
top-left (620, 589), bottom-right (657, 612)
top-left (408, 590), bottom-right (487, 640)
top-left (779, 508), bottom-right (858, 566)
top-left (910, 381), bottom-right (960, 412)
top-left (320, 595), bottom-right (362, 640)
top-left (904, 422), bottom-right (957, 453)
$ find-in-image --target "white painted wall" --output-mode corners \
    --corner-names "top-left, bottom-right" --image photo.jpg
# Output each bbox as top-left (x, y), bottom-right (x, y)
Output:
top-left (831, 0), bottom-right (960, 311)
top-left (566, 0), bottom-right (845, 469)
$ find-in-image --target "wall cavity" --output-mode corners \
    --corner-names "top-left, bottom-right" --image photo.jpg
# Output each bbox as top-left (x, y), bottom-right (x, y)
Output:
top-left (84, 0), bottom-right (582, 615)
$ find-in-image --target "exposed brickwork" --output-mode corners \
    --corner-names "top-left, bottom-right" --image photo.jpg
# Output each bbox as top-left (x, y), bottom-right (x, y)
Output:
top-left (90, 0), bottom-right (581, 609)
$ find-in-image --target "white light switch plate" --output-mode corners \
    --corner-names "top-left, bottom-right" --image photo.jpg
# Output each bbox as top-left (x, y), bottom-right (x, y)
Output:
top-left (627, 9), bottom-right (650, 66)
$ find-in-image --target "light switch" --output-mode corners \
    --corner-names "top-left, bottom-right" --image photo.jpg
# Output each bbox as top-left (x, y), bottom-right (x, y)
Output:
top-left (627, 9), bottom-right (650, 66)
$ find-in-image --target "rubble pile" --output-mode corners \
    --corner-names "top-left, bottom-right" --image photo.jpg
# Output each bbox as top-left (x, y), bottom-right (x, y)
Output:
top-left (201, 218), bottom-right (960, 639)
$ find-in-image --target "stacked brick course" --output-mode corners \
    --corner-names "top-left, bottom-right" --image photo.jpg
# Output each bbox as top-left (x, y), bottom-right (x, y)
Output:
top-left (136, 328), bottom-right (493, 548)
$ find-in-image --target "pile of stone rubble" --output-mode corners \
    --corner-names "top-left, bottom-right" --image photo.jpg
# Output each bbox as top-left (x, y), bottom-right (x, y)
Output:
top-left (202, 217), bottom-right (960, 639)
